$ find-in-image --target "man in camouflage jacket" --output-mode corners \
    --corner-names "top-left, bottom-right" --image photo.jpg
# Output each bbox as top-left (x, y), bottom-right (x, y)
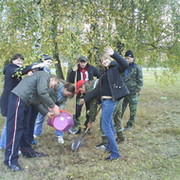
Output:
top-left (121, 50), bottom-right (143, 130)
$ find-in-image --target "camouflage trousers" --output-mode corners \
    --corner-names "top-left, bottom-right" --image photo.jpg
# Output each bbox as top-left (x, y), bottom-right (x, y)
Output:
top-left (121, 94), bottom-right (139, 127)
top-left (100, 99), bottom-right (125, 144)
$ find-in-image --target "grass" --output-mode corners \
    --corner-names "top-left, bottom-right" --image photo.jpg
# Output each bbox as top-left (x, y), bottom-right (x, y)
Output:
top-left (0, 70), bottom-right (180, 180)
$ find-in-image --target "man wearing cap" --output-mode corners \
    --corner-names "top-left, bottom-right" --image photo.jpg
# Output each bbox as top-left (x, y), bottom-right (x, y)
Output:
top-left (28, 54), bottom-right (54, 145)
top-left (67, 56), bottom-right (101, 134)
top-left (121, 50), bottom-right (143, 130)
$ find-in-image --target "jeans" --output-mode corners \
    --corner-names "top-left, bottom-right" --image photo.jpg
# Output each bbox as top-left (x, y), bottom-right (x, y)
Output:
top-left (33, 113), bottom-right (64, 137)
top-left (101, 99), bottom-right (120, 159)
top-left (0, 117), bottom-right (7, 149)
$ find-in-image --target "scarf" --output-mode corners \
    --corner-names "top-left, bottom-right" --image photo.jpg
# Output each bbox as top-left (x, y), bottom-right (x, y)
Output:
top-left (79, 66), bottom-right (88, 80)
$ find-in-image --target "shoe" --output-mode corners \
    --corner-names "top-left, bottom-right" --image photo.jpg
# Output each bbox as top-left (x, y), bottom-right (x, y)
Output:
top-left (57, 136), bottom-right (64, 144)
top-left (33, 151), bottom-right (45, 157)
top-left (116, 136), bottom-right (125, 143)
top-left (31, 140), bottom-right (38, 145)
top-left (104, 156), bottom-right (120, 161)
top-left (33, 135), bottom-right (37, 139)
top-left (69, 127), bottom-right (80, 134)
top-left (8, 164), bottom-right (24, 171)
top-left (124, 125), bottom-right (132, 131)
top-left (104, 149), bottom-right (111, 154)
top-left (95, 143), bottom-right (107, 149)
top-left (22, 151), bottom-right (45, 158)
top-left (18, 150), bottom-right (21, 155)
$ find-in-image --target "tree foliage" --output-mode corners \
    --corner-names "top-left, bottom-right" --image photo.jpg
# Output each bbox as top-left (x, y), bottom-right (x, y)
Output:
top-left (0, 0), bottom-right (179, 80)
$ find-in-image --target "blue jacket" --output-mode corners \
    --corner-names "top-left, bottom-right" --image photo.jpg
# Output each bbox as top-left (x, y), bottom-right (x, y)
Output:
top-left (83, 52), bottom-right (130, 102)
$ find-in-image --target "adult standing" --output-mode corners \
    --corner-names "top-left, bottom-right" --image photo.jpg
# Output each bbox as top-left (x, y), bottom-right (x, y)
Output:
top-left (67, 56), bottom-right (101, 134)
top-left (0, 54), bottom-right (44, 149)
top-left (82, 47), bottom-right (129, 160)
top-left (121, 50), bottom-right (143, 130)
top-left (4, 71), bottom-right (59, 171)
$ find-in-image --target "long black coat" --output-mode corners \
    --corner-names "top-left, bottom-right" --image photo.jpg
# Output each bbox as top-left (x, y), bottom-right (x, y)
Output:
top-left (0, 63), bottom-right (33, 116)
top-left (83, 52), bottom-right (130, 102)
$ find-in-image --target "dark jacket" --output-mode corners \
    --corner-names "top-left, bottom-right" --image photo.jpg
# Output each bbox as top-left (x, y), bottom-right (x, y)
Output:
top-left (0, 63), bottom-right (34, 116)
top-left (83, 52), bottom-right (130, 102)
top-left (67, 63), bottom-right (101, 83)
top-left (11, 71), bottom-right (55, 115)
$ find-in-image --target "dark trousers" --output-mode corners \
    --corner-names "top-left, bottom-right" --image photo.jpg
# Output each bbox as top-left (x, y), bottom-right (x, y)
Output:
top-left (5, 93), bottom-right (34, 165)
top-left (28, 105), bottom-right (38, 143)
top-left (75, 102), bottom-right (90, 128)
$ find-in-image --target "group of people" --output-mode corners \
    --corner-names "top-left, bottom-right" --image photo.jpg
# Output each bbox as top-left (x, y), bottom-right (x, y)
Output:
top-left (0, 46), bottom-right (143, 172)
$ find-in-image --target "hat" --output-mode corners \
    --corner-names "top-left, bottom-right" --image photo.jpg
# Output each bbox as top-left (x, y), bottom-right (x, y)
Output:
top-left (78, 56), bottom-right (87, 62)
top-left (125, 50), bottom-right (134, 58)
top-left (40, 54), bottom-right (53, 62)
top-left (75, 80), bottom-right (86, 94)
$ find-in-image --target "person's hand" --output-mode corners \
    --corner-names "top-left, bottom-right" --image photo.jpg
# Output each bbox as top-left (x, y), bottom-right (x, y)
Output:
top-left (47, 112), bottom-right (55, 119)
top-left (72, 64), bottom-right (78, 71)
top-left (104, 46), bottom-right (114, 56)
top-left (52, 105), bottom-right (60, 116)
top-left (26, 70), bottom-right (34, 76)
top-left (87, 122), bottom-right (92, 129)
top-left (32, 63), bottom-right (45, 69)
top-left (79, 99), bottom-right (85, 105)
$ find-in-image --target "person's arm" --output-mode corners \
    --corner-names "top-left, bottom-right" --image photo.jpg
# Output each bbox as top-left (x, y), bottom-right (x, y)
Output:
top-left (37, 72), bottom-right (56, 109)
top-left (83, 87), bottom-right (99, 103)
top-left (67, 64), bottom-right (79, 83)
top-left (36, 104), bottom-right (55, 119)
top-left (12, 63), bottom-right (45, 79)
top-left (136, 65), bottom-right (143, 93)
top-left (104, 46), bottom-right (129, 73)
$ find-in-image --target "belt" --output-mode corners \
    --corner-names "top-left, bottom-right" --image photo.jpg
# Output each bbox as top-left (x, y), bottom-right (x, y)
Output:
top-left (101, 96), bottom-right (112, 101)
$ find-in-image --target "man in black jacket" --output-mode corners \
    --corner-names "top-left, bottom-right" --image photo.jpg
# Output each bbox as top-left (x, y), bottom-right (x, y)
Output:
top-left (67, 56), bottom-right (101, 134)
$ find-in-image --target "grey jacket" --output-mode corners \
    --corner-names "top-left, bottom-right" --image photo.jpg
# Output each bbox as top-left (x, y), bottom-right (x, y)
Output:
top-left (12, 71), bottom-right (55, 115)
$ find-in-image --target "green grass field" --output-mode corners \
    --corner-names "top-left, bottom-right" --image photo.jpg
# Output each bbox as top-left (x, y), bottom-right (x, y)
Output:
top-left (0, 70), bottom-right (180, 180)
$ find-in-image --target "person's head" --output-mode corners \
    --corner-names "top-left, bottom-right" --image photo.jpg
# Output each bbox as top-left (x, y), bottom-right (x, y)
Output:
top-left (63, 83), bottom-right (75, 98)
top-left (78, 56), bottom-right (88, 69)
top-left (11, 54), bottom-right (24, 67)
top-left (40, 54), bottom-right (53, 68)
top-left (125, 50), bottom-right (134, 64)
top-left (75, 80), bottom-right (86, 94)
top-left (100, 54), bottom-right (113, 68)
top-left (49, 74), bottom-right (59, 88)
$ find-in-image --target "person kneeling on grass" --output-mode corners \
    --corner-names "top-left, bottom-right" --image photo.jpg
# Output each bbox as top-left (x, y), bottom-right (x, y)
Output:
top-left (4, 71), bottom-right (60, 172)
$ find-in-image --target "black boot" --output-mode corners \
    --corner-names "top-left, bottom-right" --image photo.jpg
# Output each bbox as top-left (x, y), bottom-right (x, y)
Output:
top-left (116, 132), bottom-right (125, 143)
